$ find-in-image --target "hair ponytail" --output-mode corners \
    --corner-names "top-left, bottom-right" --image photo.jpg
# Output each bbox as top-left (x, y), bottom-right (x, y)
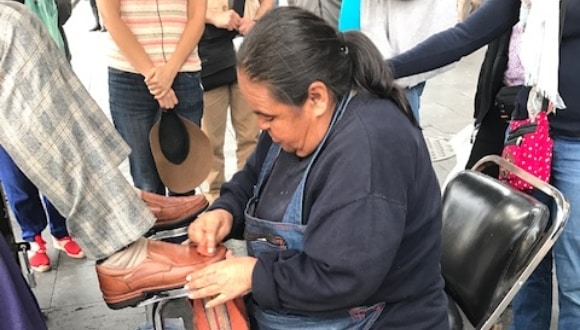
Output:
top-left (341, 31), bottom-right (417, 126)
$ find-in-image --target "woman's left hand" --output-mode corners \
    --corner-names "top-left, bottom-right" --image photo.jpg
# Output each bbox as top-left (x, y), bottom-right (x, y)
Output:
top-left (145, 64), bottom-right (178, 98)
top-left (185, 251), bottom-right (257, 308)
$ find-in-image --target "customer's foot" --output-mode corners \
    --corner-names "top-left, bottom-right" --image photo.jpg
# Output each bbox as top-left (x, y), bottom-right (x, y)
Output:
top-left (89, 24), bottom-right (101, 32)
top-left (96, 240), bottom-right (226, 310)
top-left (28, 235), bottom-right (51, 272)
top-left (140, 190), bottom-right (209, 231)
top-left (53, 236), bottom-right (85, 259)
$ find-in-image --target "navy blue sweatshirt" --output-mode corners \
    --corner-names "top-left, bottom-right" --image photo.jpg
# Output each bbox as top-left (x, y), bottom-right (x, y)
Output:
top-left (210, 93), bottom-right (448, 329)
top-left (390, 0), bottom-right (580, 138)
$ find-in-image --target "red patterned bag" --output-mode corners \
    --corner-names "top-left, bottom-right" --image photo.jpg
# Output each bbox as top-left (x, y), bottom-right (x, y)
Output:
top-left (499, 111), bottom-right (553, 191)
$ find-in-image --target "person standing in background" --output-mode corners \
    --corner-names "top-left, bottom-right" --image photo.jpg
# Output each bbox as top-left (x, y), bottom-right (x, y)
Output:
top-left (355, 0), bottom-right (457, 121)
top-left (287, 0), bottom-right (341, 27)
top-left (388, 0), bottom-right (580, 327)
top-left (200, 0), bottom-right (273, 201)
top-left (0, 148), bottom-right (85, 272)
top-left (292, 0), bottom-right (457, 122)
top-left (89, 0), bottom-right (105, 32)
top-left (1, 0), bottom-right (83, 274)
top-left (98, 0), bottom-right (206, 196)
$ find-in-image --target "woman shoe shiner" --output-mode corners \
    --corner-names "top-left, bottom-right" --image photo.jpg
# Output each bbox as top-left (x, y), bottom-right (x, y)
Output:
top-left (185, 7), bottom-right (449, 329)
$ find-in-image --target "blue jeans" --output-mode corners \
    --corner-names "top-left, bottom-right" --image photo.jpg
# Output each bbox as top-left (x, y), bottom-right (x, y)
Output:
top-left (511, 137), bottom-right (580, 329)
top-left (108, 68), bottom-right (203, 195)
top-left (0, 146), bottom-right (68, 242)
top-left (406, 82), bottom-right (426, 123)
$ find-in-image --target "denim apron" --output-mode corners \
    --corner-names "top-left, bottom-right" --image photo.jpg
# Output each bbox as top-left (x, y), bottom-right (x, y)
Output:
top-left (243, 93), bottom-right (385, 329)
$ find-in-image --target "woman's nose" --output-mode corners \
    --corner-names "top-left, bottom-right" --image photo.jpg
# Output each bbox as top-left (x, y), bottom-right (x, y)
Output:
top-left (257, 117), bottom-right (270, 131)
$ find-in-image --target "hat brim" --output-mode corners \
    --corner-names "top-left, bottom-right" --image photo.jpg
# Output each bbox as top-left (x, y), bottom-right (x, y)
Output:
top-left (149, 115), bottom-right (213, 193)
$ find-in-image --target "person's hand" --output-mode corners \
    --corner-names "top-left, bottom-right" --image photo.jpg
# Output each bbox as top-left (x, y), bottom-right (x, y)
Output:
top-left (145, 64), bottom-right (178, 99)
top-left (188, 209), bottom-right (233, 256)
top-left (185, 251), bottom-right (257, 308)
top-left (238, 17), bottom-right (256, 36)
top-left (156, 88), bottom-right (178, 109)
top-left (211, 10), bottom-right (241, 31)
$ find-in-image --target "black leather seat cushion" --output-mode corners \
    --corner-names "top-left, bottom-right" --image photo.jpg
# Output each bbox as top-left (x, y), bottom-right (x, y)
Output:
top-left (441, 171), bottom-right (548, 326)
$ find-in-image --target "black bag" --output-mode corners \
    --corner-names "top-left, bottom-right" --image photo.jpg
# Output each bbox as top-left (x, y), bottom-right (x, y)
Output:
top-left (494, 85), bottom-right (522, 122)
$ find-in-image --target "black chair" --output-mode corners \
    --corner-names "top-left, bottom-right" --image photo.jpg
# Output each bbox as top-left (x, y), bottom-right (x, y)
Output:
top-left (442, 155), bottom-right (569, 330)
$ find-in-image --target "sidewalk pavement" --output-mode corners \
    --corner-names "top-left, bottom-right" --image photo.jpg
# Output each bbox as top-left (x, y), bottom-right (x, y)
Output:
top-left (28, 1), bottom-right (486, 329)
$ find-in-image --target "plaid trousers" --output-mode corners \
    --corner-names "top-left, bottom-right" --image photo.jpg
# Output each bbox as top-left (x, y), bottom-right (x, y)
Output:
top-left (0, 1), bottom-right (154, 259)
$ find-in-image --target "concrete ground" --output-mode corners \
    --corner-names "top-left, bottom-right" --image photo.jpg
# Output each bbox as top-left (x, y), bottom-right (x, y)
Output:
top-left (7, 1), bottom-right (556, 329)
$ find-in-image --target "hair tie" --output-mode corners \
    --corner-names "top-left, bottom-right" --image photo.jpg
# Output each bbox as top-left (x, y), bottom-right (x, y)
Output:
top-left (337, 32), bottom-right (349, 55)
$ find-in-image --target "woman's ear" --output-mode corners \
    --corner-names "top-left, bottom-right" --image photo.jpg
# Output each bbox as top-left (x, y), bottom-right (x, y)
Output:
top-left (306, 81), bottom-right (332, 117)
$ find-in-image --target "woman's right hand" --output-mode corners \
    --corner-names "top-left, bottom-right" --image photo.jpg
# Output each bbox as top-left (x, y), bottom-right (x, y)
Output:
top-left (188, 209), bottom-right (234, 256)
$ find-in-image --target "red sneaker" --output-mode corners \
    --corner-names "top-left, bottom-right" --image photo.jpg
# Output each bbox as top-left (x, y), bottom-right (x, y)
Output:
top-left (53, 236), bottom-right (85, 259)
top-left (28, 235), bottom-right (51, 272)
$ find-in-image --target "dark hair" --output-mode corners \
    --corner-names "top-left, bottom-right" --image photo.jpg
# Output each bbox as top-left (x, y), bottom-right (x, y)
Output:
top-left (237, 6), bottom-right (416, 126)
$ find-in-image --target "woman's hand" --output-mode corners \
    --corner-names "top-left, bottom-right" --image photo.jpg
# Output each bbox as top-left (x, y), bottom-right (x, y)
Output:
top-left (185, 251), bottom-right (257, 308)
top-left (188, 209), bottom-right (234, 256)
top-left (156, 88), bottom-right (178, 109)
top-left (238, 17), bottom-right (256, 36)
top-left (209, 9), bottom-right (241, 31)
top-left (145, 64), bottom-right (178, 98)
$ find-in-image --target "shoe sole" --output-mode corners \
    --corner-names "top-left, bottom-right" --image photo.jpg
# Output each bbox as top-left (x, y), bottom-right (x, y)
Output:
top-left (145, 203), bottom-right (208, 234)
top-left (31, 264), bottom-right (51, 272)
top-left (104, 285), bottom-right (184, 310)
top-left (53, 242), bottom-right (86, 259)
top-left (62, 251), bottom-right (85, 259)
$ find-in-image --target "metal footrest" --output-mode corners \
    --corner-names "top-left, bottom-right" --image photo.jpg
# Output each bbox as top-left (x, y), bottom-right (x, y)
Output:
top-left (137, 288), bottom-right (189, 307)
top-left (137, 288), bottom-right (189, 330)
top-left (146, 227), bottom-right (188, 242)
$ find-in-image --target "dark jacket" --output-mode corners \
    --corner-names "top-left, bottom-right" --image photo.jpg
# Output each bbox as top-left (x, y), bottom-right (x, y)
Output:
top-left (210, 93), bottom-right (448, 329)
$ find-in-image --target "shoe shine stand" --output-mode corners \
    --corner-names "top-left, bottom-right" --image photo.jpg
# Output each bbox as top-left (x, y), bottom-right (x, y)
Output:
top-left (135, 191), bottom-right (210, 329)
top-left (137, 229), bottom-right (191, 330)
top-left (136, 288), bottom-right (190, 330)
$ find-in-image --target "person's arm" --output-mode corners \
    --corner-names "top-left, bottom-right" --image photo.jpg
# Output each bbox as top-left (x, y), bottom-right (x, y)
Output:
top-left (389, 0), bottom-right (520, 79)
top-left (145, 0), bottom-right (206, 97)
top-left (253, 0), bottom-right (274, 20)
top-left (206, 8), bottom-right (241, 30)
top-left (97, 0), bottom-right (155, 76)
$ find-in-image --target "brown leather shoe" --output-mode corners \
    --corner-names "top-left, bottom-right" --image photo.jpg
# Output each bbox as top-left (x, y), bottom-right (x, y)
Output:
top-left (96, 240), bottom-right (226, 310)
top-left (139, 190), bottom-right (209, 231)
